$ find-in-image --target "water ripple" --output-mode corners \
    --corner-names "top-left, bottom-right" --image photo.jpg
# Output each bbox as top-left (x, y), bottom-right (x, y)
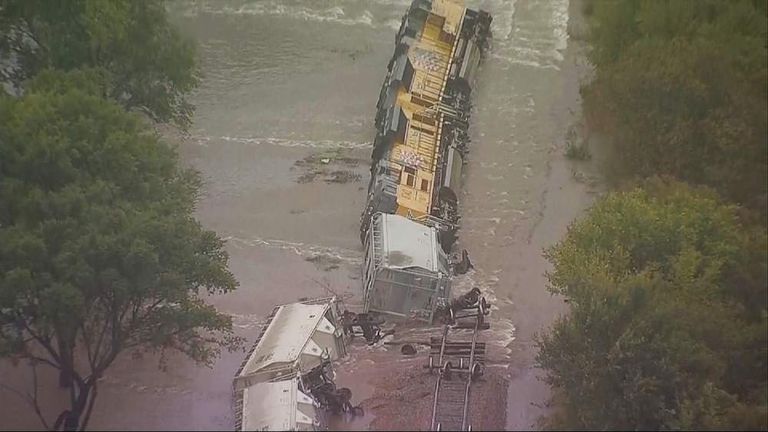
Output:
top-left (193, 135), bottom-right (371, 149)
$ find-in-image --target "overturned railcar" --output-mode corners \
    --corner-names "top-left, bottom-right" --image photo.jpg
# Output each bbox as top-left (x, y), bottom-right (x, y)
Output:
top-left (233, 298), bottom-right (347, 431)
top-left (361, 0), bottom-right (491, 321)
top-left (363, 213), bottom-right (451, 321)
top-left (238, 378), bottom-right (318, 431)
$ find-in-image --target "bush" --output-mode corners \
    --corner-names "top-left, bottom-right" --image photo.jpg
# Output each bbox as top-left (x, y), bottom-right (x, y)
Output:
top-left (537, 179), bottom-right (767, 430)
top-left (582, 0), bottom-right (767, 217)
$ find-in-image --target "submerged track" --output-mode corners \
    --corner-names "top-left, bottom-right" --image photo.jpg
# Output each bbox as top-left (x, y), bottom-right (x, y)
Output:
top-left (428, 300), bottom-right (489, 431)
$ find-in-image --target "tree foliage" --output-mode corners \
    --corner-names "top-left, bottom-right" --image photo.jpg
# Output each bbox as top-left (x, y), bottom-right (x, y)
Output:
top-left (537, 179), bottom-right (767, 430)
top-left (0, 70), bottom-right (238, 430)
top-left (0, 0), bottom-right (198, 128)
top-left (582, 0), bottom-right (767, 217)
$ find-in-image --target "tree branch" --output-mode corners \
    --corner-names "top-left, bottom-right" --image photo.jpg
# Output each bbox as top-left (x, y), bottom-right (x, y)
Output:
top-left (79, 322), bottom-right (95, 372)
top-left (19, 319), bottom-right (63, 367)
top-left (30, 361), bottom-right (51, 430)
top-left (19, 16), bottom-right (44, 53)
top-left (0, 362), bottom-right (51, 430)
top-left (89, 309), bottom-right (111, 372)
top-left (23, 354), bottom-right (63, 372)
top-left (78, 381), bottom-right (98, 431)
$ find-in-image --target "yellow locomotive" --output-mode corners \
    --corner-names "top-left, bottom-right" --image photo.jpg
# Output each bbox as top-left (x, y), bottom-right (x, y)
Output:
top-left (361, 0), bottom-right (491, 321)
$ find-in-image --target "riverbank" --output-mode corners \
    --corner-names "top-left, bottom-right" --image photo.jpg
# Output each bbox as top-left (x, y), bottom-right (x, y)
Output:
top-left (461, 0), bottom-right (602, 430)
top-left (500, 0), bottom-right (603, 428)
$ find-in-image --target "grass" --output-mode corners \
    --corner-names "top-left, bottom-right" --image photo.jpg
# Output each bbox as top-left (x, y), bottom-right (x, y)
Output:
top-left (566, 141), bottom-right (592, 161)
top-left (565, 126), bottom-right (592, 161)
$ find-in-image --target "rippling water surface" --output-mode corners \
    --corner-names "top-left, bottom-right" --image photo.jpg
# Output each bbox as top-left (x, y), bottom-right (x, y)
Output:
top-left (0, 1), bottom-right (594, 429)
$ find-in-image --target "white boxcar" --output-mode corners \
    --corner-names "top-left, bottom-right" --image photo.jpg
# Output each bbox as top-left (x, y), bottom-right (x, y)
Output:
top-left (240, 378), bottom-right (318, 431)
top-left (234, 297), bottom-right (346, 431)
top-left (363, 213), bottom-right (451, 322)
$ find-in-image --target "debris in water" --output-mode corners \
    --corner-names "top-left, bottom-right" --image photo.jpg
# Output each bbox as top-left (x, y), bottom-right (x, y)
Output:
top-left (325, 170), bottom-right (362, 184)
top-left (293, 150), bottom-right (364, 184)
top-left (305, 255), bottom-right (343, 271)
top-left (298, 172), bottom-right (319, 184)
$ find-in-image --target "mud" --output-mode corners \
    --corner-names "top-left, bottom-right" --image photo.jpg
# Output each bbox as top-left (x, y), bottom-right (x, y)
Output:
top-left (305, 255), bottom-right (343, 272)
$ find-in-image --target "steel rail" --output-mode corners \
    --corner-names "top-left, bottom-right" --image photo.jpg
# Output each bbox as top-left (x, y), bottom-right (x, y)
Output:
top-left (430, 325), bottom-right (450, 430)
top-left (430, 301), bottom-right (483, 431)
top-left (461, 311), bottom-right (481, 430)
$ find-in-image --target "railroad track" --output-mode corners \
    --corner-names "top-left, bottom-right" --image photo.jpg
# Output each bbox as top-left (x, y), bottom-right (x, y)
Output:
top-left (426, 299), bottom-right (490, 431)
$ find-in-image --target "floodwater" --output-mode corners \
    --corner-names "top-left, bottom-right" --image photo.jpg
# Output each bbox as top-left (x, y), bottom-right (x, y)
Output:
top-left (0, 0), bottom-right (600, 430)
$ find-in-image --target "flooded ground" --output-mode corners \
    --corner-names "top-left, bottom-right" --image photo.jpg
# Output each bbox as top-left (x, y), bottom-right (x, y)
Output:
top-left (0, 0), bottom-right (602, 430)
top-left (460, 1), bottom-right (601, 429)
top-left (332, 1), bottom-right (601, 430)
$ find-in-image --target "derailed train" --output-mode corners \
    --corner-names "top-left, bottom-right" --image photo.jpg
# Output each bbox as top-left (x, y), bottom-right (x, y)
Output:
top-left (361, 0), bottom-right (491, 322)
top-left (233, 2), bottom-right (492, 430)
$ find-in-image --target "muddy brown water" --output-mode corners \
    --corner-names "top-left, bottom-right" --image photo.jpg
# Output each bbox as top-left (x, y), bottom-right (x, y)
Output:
top-left (0, 0), bottom-right (603, 430)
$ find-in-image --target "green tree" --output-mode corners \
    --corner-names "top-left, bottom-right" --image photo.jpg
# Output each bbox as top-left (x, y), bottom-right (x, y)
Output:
top-left (537, 179), bottom-right (767, 430)
top-left (582, 0), bottom-right (767, 216)
top-left (0, 0), bottom-right (198, 128)
top-left (0, 70), bottom-right (238, 431)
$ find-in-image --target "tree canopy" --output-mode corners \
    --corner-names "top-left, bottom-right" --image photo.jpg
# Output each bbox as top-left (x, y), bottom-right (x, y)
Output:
top-left (540, 2), bottom-right (767, 429)
top-left (0, 70), bottom-right (237, 430)
top-left (0, 0), bottom-right (198, 128)
top-left (582, 0), bottom-right (767, 217)
top-left (537, 179), bottom-right (767, 430)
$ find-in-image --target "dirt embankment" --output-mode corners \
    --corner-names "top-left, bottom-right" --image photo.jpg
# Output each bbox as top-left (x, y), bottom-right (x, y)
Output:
top-left (333, 322), bottom-right (509, 432)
